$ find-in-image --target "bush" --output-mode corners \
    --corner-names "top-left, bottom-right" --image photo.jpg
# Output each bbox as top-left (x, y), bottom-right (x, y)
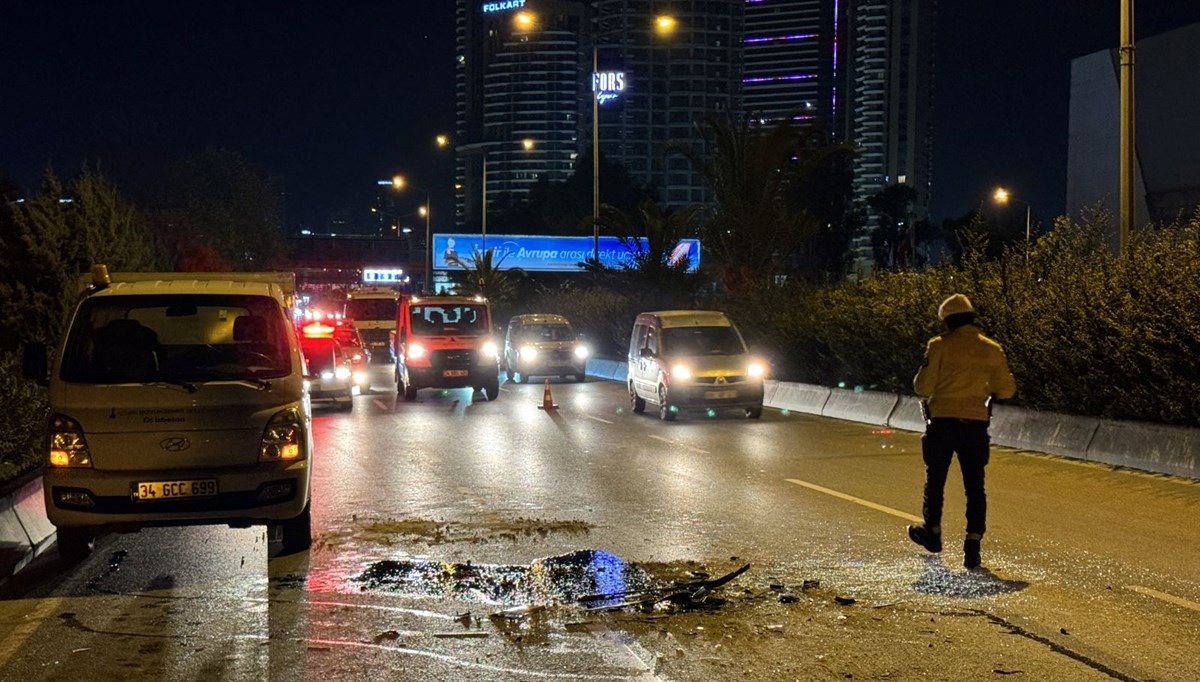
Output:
top-left (0, 351), bottom-right (46, 481)
top-left (729, 213), bottom-right (1200, 427)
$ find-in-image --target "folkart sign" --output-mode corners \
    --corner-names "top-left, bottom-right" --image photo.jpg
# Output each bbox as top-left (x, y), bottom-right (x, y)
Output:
top-left (592, 71), bottom-right (626, 104)
top-left (481, 0), bottom-right (525, 12)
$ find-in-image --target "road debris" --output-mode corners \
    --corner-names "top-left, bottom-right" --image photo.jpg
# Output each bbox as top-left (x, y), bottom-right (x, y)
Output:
top-left (582, 563), bottom-right (751, 612)
top-left (433, 632), bottom-right (490, 639)
top-left (834, 596), bottom-right (857, 606)
top-left (372, 630), bottom-right (400, 643)
top-left (490, 604), bottom-right (546, 620)
top-left (778, 593), bottom-right (799, 604)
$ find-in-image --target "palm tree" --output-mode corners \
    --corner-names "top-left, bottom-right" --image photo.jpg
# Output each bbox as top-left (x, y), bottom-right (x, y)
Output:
top-left (594, 199), bottom-right (702, 294)
top-left (674, 112), bottom-right (853, 291)
top-left (445, 246), bottom-right (522, 304)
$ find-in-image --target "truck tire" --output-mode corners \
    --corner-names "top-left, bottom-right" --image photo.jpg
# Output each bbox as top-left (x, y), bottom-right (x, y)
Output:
top-left (277, 503), bottom-right (312, 555)
top-left (57, 527), bottom-right (94, 563)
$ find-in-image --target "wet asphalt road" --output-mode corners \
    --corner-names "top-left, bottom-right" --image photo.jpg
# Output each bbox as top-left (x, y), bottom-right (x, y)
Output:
top-left (0, 375), bottom-right (1198, 681)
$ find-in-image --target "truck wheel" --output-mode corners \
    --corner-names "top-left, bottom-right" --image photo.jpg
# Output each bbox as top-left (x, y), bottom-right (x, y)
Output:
top-left (483, 379), bottom-right (501, 401)
top-left (658, 386), bottom-right (676, 421)
top-left (338, 392), bottom-right (354, 412)
top-left (745, 406), bottom-right (763, 419)
top-left (57, 527), bottom-right (94, 563)
top-left (403, 383), bottom-right (418, 401)
top-left (630, 384), bottom-right (646, 413)
top-left (277, 503), bottom-right (312, 555)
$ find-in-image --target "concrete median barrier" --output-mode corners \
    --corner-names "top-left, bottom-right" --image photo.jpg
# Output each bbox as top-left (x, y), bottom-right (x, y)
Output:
top-left (821, 388), bottom-right (898, 426)
top-left (888, 396), bottom-right (928, 433)
top-left (1087, 419), bottom-right (1200, 479)
top-left (989, 406), bottom-right (1100, 461)
top-left (0, 474), bottom-right (52, 583)
top-left (765, 381), bottom-right (831, 415)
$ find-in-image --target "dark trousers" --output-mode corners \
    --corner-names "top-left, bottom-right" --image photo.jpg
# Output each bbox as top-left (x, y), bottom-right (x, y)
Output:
top-left (921, 418), bottom-right (990, 537)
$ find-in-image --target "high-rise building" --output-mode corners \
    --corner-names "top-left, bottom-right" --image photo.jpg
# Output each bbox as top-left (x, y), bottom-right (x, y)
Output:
top-left (455, 0), bottom-right (588, 230)
top-left (845, 0), bottom-right (935, 270)
top-left (742, 0), bottom-right (847, 133)
top-left (592, 1), bottom-right (743, 206)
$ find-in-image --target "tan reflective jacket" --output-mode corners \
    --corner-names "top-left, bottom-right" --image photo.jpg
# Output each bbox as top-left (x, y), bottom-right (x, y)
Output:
top-left (913, 324), bottom-right (1016, 422)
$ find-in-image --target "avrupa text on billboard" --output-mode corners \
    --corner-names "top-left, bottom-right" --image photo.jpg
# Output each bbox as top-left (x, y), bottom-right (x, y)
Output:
top-left (433, 234), bottom-right (699, 272)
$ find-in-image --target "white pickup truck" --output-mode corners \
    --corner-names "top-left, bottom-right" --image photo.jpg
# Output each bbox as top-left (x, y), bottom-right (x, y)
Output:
top-left (22, 266), bottom-right (313, 560)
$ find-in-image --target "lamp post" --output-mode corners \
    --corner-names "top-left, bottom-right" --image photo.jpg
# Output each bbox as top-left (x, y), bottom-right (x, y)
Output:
top-left (391, 175), bottom-right (433, 292)
top-left (993, 188), bottom-right (1032, 263)
top-left (1119, 0), bottom-right (1135, 257)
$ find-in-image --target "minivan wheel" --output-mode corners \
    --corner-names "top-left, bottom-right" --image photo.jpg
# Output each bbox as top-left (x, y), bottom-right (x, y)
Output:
top-left (745, 406), bottom-right (763, 419)
top-left (57, 526), bottom-right (94, 563)
top-left (483, 378), bottom-right (501, 401)
top-left (277, 503), bottom-right (312, 555)
top-left (658, 386), bottom-right (676, 421)
top-left (630, 384), bottom-right (646, 413)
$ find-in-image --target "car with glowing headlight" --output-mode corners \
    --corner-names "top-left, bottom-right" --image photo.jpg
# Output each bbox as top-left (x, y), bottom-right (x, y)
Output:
top-left (300, 324), bottom-right (355, 412)
top-left (21, 266), bottom-right (313, 562)
top-left (331, 320), bottom-right (371, 391)
top-left (627, 310), bottom-right (765, 421)
top-left (394, 294), bottom-right (500, 401)
top-left (503, 314), bottom-right (588, 383)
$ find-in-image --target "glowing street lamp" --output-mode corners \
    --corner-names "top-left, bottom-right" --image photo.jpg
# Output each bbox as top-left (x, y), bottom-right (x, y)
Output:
top-left (521, 138), bottom-right (536, 151)
top-left (655, 15), bottom-right (677, 34)
top-left (435, 134), bottom-right (449, 148)
top-left (993, 187), bottom-right (1032, 262)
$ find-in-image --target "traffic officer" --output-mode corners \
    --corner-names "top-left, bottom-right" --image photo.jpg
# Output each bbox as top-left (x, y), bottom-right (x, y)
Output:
top-left (908, 294), bottom-right (1016, 569)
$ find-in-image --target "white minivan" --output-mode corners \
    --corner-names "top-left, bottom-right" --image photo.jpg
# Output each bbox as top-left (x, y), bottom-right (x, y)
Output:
top-left (627, 310), bottom-right (765, 421)
top-left (22, 267), bottom-right (313, 561)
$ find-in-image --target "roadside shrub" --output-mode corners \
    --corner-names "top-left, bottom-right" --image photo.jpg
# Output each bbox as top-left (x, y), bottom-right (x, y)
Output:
top-left (0, 351), bottom-right (45, 482)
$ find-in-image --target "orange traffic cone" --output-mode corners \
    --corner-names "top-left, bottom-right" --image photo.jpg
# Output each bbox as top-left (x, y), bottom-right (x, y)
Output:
top-left (538, 379), bottom-right (558, 410)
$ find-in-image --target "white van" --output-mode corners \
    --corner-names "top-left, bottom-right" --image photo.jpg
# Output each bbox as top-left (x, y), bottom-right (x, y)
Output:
top-left (627, 310), bottom-right (765, 421)
top-left (22, 266), bottom-right (313, 561)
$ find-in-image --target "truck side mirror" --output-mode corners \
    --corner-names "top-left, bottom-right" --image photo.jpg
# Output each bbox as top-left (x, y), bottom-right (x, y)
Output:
top-left (22, 342), bottom-right (49, 386)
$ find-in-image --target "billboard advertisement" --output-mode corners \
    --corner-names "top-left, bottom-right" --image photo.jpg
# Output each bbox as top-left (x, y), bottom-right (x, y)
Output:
top-left (433, 234), bottom-right (700, 273)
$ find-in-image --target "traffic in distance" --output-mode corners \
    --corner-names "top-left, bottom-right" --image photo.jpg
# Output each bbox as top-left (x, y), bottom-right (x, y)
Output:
top-left (21, 265), bottom-right (765, 563)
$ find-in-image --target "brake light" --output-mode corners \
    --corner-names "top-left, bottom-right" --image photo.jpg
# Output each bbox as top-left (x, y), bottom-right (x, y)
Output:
top-left (302, 323), bottom-right (335, 338)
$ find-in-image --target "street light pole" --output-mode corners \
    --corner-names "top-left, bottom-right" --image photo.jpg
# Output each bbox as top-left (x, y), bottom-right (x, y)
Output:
top-left (592, 44), bottom-right (599, 265)
top-left (1119, 0), bottom-right (1135, 257)
top-left (421, 198), bottom-right (431, 294)
top-left (482, 155), bottom-right (488, 253)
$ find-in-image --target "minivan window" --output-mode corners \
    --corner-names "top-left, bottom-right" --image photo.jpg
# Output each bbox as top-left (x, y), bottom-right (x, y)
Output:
top-left (646, 326), bottom-right (659, 355)
top-left (519, 324), bottom-right (574, 341)
top-left (61, 294), bottom-right (292, 384)
top-left (662, 326), bottom-right (745, 356)
top-left (346, 298), bottom-right (398, 322)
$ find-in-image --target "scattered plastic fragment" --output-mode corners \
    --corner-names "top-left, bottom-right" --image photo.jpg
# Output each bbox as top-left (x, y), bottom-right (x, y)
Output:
top-left (433, 632), bottom-right (489, 639)
top-left (834, 595), bottom-right (857, 606)
top-left (779, 593), bottom-right (799, 604)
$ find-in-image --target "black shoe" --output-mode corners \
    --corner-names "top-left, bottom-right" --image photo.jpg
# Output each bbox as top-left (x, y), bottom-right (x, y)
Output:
top-left (964, 538), bottom-right (981, 569)
top-left (907, 525), bottom-right (942, 553)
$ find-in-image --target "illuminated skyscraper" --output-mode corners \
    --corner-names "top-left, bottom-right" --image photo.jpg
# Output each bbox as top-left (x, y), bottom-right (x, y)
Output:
top-left (742, 0), bottom-right (848, 133)
top-left (592, 0), bottom-right (743, 206)
top-left (455, 0), bottom-right (588, 229)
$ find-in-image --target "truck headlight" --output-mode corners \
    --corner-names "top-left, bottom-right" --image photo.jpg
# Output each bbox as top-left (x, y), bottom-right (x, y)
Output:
top-left (408, 343), bottom-right (427, 360)
top-left (260, 409), bottom-right (305, 461)
top-left (335, 366), bottom-right (351, 380)
top-left (747, 362), bottom-right (765, 378)
top-left (520, 346), bottom-right (538, 361)
top-left (48, 415), bottom-right (92, 468)
top-left (671, 364), bottom-right (692, 380)
top-left (574, 345), bottom-right (589, 359)
top-left (481, 341), bottom-right (498, 358)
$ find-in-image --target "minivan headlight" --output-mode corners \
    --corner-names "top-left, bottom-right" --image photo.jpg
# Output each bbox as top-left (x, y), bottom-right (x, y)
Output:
top-left (48, 415), bottom-right (92, 468)
top-left (260, 409), bottom-right (305, 461)
top-left (574, 345), bottom-right (589, 359)
top-left (520, 346), bottom-right (538, 361)
top-left (671, 364), bottom-right (692, 380)
top-left (747, 362), bottom-right (765, 378)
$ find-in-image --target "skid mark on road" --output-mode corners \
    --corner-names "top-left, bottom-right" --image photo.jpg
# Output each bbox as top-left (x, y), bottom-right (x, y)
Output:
top-left (785, 478), bottom-right (922, 523)
top-left (1126, 585), bottom-right (1200, 613)
top-left (647, 435), bottom-right (709, 455)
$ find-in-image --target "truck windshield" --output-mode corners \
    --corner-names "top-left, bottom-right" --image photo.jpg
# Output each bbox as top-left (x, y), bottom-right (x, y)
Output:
top-left (662, 326), bottom-right (745, 356)
top-left (346, 298), bottom-right (398, 322)
top-left (60, 294), bottom-right (293, 384)
top-left (410, 304), bottom-right (488, 336)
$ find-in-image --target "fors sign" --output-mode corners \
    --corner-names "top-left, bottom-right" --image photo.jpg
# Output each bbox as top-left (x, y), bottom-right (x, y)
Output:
top-left (593, 71), bottom-right (626, 104)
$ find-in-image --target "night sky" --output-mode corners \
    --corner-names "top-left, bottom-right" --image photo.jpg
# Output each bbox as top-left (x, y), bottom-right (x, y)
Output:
top-left (3, 2), bottom-right (1199, 230)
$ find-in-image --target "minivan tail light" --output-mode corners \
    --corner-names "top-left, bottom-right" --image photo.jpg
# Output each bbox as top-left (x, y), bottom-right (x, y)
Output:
top-left (48, 415), bottom-right (92, 468)
top-left (260, 409), bottom-right (305, 462)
